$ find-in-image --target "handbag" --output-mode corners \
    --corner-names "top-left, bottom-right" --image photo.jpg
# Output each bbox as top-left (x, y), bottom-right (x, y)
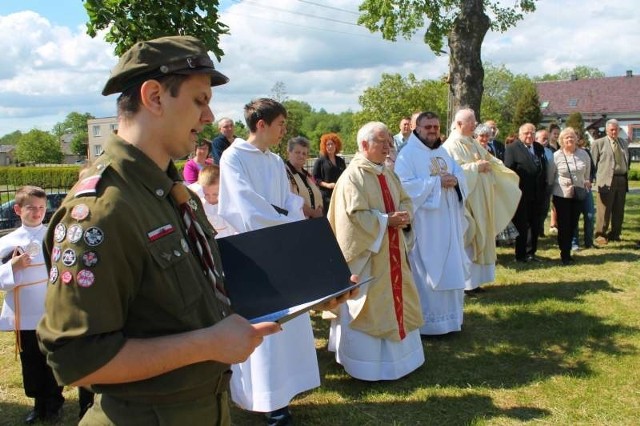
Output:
top-left (562, 151), bottom-right (587, 201)
top-left (573, 186), bottom-right (588, 201)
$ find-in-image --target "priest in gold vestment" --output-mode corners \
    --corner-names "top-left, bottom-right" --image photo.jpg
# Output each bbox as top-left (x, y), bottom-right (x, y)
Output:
top-left (327, 122), bottom-right (424, 381)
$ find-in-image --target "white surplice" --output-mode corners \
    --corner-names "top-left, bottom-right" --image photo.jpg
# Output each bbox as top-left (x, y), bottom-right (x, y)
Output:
top-left (395, 133), bottom-right (470, 335)
top-left (218, 139), bottom-right (319, 412)
top-left (0, 224), bottom-right (48, 331)
top-left (186, 182), bottom-right (236, 238)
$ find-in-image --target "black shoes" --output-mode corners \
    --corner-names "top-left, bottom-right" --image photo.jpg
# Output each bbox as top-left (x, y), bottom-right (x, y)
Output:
top-left (25, 406), bottom-right (62, 424)
top-left (25, 409), bottom-right (41, 424)
top-left (464, 287), bottom-right (486, 296)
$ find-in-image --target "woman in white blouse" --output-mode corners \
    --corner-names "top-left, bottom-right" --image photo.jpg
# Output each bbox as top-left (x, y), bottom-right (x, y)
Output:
top-left (548, 127), bottom-right (592, 265)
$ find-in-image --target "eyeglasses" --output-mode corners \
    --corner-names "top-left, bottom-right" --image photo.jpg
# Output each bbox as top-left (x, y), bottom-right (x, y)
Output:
top-left (421, 125), bottom-right (440, 130)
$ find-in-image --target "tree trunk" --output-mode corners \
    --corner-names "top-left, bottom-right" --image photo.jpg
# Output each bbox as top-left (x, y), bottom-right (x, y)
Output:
top-left (447, 0), bottom-right (490, 126)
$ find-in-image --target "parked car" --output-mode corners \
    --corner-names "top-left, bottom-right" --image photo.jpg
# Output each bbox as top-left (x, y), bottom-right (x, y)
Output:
top-left (0, 192), bottom-right (67, 230)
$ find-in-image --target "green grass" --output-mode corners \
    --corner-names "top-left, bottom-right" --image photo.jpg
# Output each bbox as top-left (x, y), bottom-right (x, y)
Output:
top-left (1, 194), bottom-right (640, 425)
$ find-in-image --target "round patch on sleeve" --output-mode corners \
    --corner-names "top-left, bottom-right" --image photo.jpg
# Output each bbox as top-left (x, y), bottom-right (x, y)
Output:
top-left (61, 249), bottom-right (77, 267)
top-left (77, 269), bottom-right (95, 288)
top-left (61, 270), bottom-right (74, 285)
top-left (81, 251), bottom-right (99, 267)
top-left (53, 223), bottom-right (66, 243)
top-left (84, 227), bottom-right (105, 247)
top-left (71, 203), bottom-right (90, 221)
top-left (67, 224), bottom-right (84, 243)
top-left (49, 265), bottom-right (59, 284)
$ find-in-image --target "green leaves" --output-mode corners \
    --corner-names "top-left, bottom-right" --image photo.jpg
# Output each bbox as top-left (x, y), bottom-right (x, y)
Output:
top-left (15, 130), bottom-right (64, 164)
top-left (83, 0), bottom-right (229, 60)
top-left (355, 72), bottom-right (448, 133)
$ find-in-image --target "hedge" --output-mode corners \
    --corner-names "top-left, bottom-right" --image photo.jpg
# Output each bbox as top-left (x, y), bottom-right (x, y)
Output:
top-left (0, 161), bottom-right (188, 189)
top-left (2, 162), bottom-right (636, 190)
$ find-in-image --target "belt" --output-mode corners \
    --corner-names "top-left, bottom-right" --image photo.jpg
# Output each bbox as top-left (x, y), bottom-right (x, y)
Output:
top-left (105, 369), bottom-right (232, 405)
top-left (613, 174), bottom-right (627, 177)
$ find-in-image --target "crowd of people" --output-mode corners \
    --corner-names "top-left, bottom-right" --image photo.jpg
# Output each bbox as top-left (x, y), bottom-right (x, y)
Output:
top-left (0, 34), bottom-right (636, 426)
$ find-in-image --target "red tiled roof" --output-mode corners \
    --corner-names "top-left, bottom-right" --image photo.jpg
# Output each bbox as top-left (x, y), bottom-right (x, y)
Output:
top-left (536, 74), bottom-right (640, 117)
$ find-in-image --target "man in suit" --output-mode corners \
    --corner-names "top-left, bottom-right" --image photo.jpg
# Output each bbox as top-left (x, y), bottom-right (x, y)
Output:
top-left (591, 119), bottom-right (629, 245)
top-left (504, 123), bottom-right (548, 263)
top-left (484, 120), bottom-right (505, 161)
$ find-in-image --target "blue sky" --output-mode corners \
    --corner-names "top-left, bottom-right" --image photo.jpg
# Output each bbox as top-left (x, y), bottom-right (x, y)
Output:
top-left (0, 0), bottom-right (235, 28)
top-left (0, 1), bottom-right (87, 27)
top-left (1, 0), bottom-right (639, 137)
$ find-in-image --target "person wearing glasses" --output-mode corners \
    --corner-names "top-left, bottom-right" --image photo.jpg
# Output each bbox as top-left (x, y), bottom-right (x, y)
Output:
top-left (395, 111), bottom-right (469, 335)
top-left (484, 120), bottom-right (505, 161)
top-left (443, 109), bottom-right (521, 293)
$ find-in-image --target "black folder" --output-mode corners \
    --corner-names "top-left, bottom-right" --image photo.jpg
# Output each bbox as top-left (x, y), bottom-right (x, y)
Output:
top-left (216, 217), bottom-right (368, 323)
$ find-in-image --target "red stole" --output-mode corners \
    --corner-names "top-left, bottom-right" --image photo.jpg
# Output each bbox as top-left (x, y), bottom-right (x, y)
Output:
top-left (376, 173), bottom-right (406, 340)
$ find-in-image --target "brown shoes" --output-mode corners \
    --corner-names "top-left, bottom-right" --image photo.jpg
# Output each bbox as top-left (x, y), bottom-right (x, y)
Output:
top-left (595, 236), bottom-right (608, 246)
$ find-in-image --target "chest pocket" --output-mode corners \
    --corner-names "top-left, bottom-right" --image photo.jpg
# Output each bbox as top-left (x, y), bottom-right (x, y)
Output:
top-left (147, 232), bottom-right (205, 315)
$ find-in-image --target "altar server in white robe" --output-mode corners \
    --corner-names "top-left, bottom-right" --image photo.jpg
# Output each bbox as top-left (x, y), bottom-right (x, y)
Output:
top-left (328, 121), bottom-right (425, 381)
top-left (395, 111), bottom-right (470, 335)
top-left (218, 98), bottom-right (317, 425)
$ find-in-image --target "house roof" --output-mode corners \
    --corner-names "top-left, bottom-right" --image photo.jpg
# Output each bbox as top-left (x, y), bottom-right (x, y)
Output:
top-left (0, 145), bottom-right (16, 154)
top-left (536, 74), bottom-right (640, 118)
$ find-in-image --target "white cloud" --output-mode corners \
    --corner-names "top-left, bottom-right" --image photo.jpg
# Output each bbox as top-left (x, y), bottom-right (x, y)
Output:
top-left (1, 1), bottom-right (640, 136)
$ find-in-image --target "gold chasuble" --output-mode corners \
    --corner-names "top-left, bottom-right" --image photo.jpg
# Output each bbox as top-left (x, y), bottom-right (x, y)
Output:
top-left (443, 134), bottom-right (521, 265)
top-left (328, 153), bottom-right (423, 341)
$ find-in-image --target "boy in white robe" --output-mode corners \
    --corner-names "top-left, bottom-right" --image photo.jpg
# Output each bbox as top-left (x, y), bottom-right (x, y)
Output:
top-left (217, 98), bottom-right (318, 425)
top-left (395, 111), bottom-right (470, 335)
top-left (1, 186), bottom-right (64, 423)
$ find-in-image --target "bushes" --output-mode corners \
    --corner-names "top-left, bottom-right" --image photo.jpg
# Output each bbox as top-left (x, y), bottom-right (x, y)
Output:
top-left (0, 166), bottom-right (81, 189)
top-left (0, 161), bottom-right (188, 189)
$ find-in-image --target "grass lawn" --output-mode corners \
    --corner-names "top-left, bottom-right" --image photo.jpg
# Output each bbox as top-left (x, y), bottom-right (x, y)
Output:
top-left (1, 193), bottom-right (639, 425)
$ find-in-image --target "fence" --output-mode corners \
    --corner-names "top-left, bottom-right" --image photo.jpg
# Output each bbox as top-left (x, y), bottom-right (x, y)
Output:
top-left (0, 184), bottom-right (70, 234)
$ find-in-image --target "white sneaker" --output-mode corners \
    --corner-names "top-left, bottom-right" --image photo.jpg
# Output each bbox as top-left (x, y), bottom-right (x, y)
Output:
top-left (549, 226), bottom-right (558, 236)
top-left (571, 244), bottom-right (579, 252)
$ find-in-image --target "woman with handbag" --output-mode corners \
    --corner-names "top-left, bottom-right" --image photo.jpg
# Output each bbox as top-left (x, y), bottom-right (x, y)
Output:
top-left (548, 127), bottom-right (592, 265)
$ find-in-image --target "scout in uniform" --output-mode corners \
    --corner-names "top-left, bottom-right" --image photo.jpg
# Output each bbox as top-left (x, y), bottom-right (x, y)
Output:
top-left (36, 36), bottom-right (281, 425)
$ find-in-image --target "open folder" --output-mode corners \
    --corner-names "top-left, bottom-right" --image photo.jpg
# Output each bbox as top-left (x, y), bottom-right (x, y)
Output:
top-left (216, 217), bottom-right (370, 324)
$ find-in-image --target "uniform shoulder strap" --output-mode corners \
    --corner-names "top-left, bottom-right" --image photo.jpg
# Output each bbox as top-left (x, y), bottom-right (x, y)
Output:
top-left (72, 158), bottom-right (112, 198)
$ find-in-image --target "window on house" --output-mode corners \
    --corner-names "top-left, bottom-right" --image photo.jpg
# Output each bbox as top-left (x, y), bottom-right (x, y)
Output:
top-left (93, 145), bottom-right (103, 156)
top-left (92, 125), bottom-right (101, 137)
top-left (110, 123), bottom-right (118, 133)
top-left (567, 99), bottom-right (578, 107)
top-left (540, 101), bottom-right (549, 108)
top-left (630, 125), bottom-right (640, 142)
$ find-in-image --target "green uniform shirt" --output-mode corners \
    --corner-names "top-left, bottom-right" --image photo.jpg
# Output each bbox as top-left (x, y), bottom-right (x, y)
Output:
top-left (37, 135), bottom-right (231, 418)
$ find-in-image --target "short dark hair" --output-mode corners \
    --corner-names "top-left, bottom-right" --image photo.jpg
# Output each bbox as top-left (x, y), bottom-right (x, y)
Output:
top-left (15, 186), bottom-right (46, 206)
top-left (117, 74), bottom-right (190, 118)
top-left (416, 111), bottom-right (440, 123)
top-left (548, 123), bottom-right (560, 132)
top-left (244, 98), bottom-right (287, 132)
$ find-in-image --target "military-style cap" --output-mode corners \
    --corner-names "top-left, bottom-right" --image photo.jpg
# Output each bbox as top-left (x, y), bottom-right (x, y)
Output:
top-left (102, 35), bottom-right (229, 96)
